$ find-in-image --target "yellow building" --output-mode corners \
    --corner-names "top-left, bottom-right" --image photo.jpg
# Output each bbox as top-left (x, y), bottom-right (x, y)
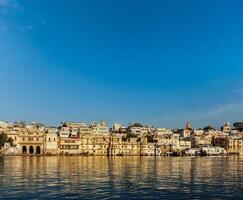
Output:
top-left (18, 128), bottom-right (44, 155)
top-left (44, 128), bottom-right (58, 154)
top-left (214, 136), bottom-right (243, 155)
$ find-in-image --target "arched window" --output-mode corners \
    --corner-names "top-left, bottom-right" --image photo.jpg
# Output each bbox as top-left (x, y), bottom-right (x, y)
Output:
top-left (49, 138), bottom-right (51, 141)
top-left (36, 146), bottom-right (41, 154)
top-left (22, 146), bottom-right (27, 154)
top-left (29, 146), bottom-right (34, 154)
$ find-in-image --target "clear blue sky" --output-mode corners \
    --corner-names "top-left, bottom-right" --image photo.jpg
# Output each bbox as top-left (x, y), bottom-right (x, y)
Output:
top-left (1, 0), bottom-right (243, 128)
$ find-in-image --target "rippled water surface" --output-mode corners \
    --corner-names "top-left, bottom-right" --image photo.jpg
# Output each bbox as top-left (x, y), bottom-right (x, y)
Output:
top-left (0, 156), bottom-right (242, 199)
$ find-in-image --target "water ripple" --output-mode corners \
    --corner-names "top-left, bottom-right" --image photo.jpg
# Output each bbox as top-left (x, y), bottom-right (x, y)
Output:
top-left (0, 156), bottom-right (242, 199)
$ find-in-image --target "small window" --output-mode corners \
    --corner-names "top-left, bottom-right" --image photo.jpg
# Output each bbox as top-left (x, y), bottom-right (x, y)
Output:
top-left (49, 138), bottom-right (51, 141)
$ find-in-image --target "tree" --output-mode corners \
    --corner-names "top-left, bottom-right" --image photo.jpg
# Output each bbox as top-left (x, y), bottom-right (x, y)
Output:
top-left (233, 122), bottom-right (243, 129)
top-left (0, 133), bottom-right (13, 148)
top-left (203, 126), bottom-right (216, 131)
top-left (146, 135), bottom-right (154, 143)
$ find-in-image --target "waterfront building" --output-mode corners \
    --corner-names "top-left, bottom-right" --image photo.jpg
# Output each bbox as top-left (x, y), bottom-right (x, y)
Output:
top-left (191, 133), bottom-right (212, 148)
top-left (185, 148), bottom-right (201, 156)
top-left (18, 127), bottom-right (44, 155)
top-left (1, 119), bottom-right (242, 157)
top-left (92, 134), bottom-right (110, 155)
top-left (214, 136), bottom-right (243, 155)
top-left (44, 128), bottom-right (58, 154)
top-left (201, 146), bottom-right (225, 156)
top-left (156, 135), bottom-right (179, 148)
top-left (109, 134), bottom-right (123, 155)
top-left (4, 128), bottom-right (19, 146)
top-left (177, 139), bottom-right (191, 152)
top-left (121, 137), bottom-right (141, 156)
top-left (59, 137), bottom-right (81, 155)
top-left (80, 134), bottom-right (95, 155)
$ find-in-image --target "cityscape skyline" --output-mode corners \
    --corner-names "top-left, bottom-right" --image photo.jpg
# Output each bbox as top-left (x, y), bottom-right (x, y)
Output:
top-left (0, 118), bottom-right (238, 130)
top-left (1, 1), bottom-right (243, 127)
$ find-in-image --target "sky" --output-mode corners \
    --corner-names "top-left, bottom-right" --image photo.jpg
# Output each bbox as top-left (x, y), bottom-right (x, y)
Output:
top-left (0, 0), bottom-right (243, 128)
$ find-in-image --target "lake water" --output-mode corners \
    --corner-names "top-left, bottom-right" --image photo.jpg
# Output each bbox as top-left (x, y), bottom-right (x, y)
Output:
top-left (0, 156), bottom-right (242, 199)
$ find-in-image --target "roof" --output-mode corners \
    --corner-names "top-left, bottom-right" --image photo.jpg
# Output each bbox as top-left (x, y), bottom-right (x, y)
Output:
top-left (129, 123), bottom-right (143, 128)
top-left (185, 122), bottom-right (192, 130)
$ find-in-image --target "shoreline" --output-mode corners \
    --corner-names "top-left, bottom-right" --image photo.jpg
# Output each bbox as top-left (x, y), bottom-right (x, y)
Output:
top-left (1, 154), bottom-right (242, 157)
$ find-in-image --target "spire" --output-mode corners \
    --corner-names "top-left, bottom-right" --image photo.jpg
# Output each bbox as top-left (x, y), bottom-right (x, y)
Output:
top-left (185, 121), bottom-right (192, 130)
top-left (100, 119), bottom-right (107, 127)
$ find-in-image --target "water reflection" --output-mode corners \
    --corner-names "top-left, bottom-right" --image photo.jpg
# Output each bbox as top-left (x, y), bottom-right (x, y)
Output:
top-left (0, 156), bottom-right (242, 199)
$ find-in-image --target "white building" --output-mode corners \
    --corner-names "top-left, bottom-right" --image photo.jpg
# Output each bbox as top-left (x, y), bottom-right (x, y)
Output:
top-left (201, 146), bottom-right (225, 156)
top-left (91, 120), bottom-right (110, 135)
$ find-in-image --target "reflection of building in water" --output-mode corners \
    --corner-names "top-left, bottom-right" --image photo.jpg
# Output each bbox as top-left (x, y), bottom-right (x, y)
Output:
top-left (1, 156), bottom-right (243, 199)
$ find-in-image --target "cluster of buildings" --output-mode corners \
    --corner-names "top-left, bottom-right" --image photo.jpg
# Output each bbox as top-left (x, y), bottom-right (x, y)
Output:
top-left (0, 120), bottom-right (243, 156)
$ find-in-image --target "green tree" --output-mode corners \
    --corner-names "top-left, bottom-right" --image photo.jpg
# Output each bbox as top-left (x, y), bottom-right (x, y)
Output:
top-left (233, 122), bottom-right (243, 129)
top-left (0, 133), bottom-right (14, 148)
top-left (146, 135), bottom-right (154, 143)
top-left (203, 126), bottom-right (216, 131)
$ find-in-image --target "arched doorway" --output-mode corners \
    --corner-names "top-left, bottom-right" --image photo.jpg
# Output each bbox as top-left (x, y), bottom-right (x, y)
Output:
top-left (29, 146), bottom-right (34, 154)
top-left (22, 146), bottom-right (27, 154)
top-left (36, 146), bottom-right (41, 155)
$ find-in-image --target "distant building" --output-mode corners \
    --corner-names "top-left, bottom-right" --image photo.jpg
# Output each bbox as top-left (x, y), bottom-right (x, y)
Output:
top-left (221, 122), bottom-right (231, 133)
top-left (180, 122), bottom-right (192, 138)
top-left (214, 136), bottom-right (243, 155)
top-left (1, 119), bottom-right (242, 157)
top-left (128, 123), bottom-right (147, 136)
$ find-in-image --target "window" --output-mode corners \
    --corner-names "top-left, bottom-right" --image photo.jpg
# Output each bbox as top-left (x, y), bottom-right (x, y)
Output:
top-left (49, 138), bottom-right (51, 141)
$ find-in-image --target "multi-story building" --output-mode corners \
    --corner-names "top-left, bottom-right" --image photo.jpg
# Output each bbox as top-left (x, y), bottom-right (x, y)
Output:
top-left (59, 137), bottom-right (81, 155)
top-left (155, 128), bottom-right (173, 137)
top-left (44, 128), bottom-right (58, 154)
top-left (221, 122), bottom-right (231, 133)
top-left (128, 123), bottom-right (147, 136)
top-left (191, 134), bottom-right (212, 148)
top-left (90, 120), bottom-right (110, 135)
top-left (2, 120), bottom-right (242, 157)
top-left (214, 136), bottom-right (243, 155)
top-left (18, 127), bottom-right (45, 155)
